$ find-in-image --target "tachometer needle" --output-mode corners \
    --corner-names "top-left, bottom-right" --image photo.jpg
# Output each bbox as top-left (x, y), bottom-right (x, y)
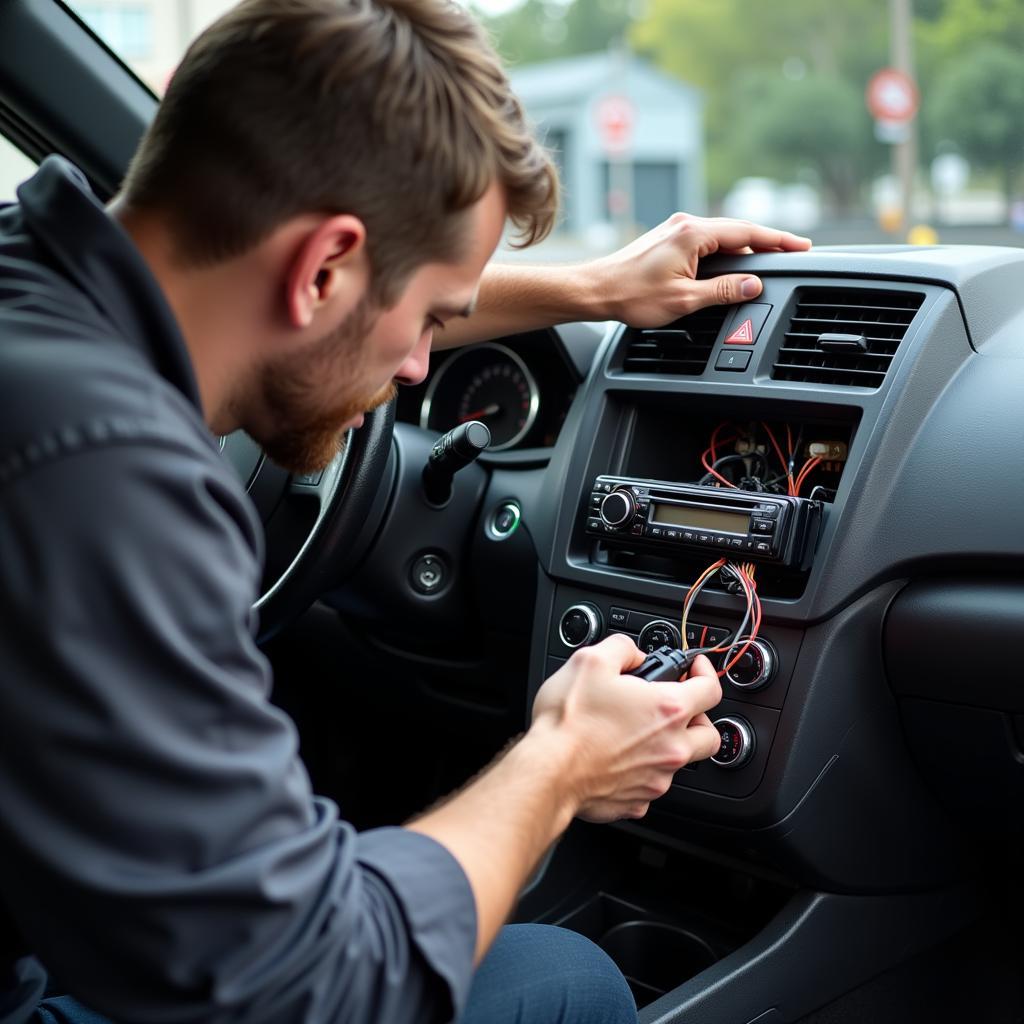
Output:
top-left (459, 403), bottom-right (501, 422)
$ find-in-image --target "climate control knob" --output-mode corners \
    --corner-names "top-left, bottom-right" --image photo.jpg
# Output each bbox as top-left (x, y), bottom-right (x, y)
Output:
top-left (637, 619), bottom-right (681, 654)
top-left (600, 489), bottom-right (636, 529)
top-left (724, 638), bottom-right (777, 691)
top-left (558, 603), bottom-right (603, 649)
top-left (711, 716), bottom-right (755, 769)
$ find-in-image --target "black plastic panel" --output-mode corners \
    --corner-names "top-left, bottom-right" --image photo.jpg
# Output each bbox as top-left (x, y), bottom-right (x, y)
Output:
top-left (885, 579), bottom-right (1024, 711)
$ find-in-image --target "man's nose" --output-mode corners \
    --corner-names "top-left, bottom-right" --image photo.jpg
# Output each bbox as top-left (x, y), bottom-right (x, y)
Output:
top-left (393, 329), bottom-right (433, 387)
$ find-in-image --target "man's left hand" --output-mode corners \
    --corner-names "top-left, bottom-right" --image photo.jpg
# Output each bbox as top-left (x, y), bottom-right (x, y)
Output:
top-left (589, 213), bottom-right (812, 328)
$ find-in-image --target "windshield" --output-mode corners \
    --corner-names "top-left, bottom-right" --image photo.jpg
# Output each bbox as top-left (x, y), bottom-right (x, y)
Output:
top-left (65, 0), bottom-right (1024, 258)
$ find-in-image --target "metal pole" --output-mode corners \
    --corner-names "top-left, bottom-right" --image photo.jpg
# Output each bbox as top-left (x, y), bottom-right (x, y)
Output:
top-left (890, 0), bottom-right (916, 234)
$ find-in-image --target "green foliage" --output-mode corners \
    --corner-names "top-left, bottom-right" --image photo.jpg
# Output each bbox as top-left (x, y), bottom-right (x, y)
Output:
top-left (630, 0), bottom-right (888, 207)
top-left (480, 0), bottom-right (1024, 213)
top-left (474, 0), bottom-right (634, 67)
top-left (928, 42), bottom-right (1024, 201)
top-left (739, 75), bottom-right (874, 213)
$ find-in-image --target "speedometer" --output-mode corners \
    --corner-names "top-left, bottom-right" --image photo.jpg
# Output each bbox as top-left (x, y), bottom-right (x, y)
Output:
top-left (419, 343), bottom-right (540, 451)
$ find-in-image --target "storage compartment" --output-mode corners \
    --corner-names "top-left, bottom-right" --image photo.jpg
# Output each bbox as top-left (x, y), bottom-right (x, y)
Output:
top-left (581, 394), bottom-right (861, 597)
top-left (557, 893), bottom-right (718, 1006)
top-left (515, 823), bottom-right (793, 1009)
top-left (616, 396), bottom-right (859, 505)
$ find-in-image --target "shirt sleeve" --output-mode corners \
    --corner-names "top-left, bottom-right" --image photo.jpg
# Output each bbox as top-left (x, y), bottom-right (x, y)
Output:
top-left (0, 439), bottom-right (477, 1023)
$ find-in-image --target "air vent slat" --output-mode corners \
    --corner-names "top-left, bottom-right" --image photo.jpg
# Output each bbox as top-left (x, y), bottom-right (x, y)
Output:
top-left (621, 306), bottom-right (729, 376)
top-left (771, 287), bottom-right (923, 388)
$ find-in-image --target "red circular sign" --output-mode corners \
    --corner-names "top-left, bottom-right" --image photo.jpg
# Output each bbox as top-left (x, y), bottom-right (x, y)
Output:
top-left (866, 68), bottom-right (919, 123)
top-left (595, 94), bottom-right (634, 154)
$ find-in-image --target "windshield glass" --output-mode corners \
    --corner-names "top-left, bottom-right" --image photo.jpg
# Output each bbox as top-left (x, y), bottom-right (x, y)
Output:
top-left (65, 0), bottom-right (1024, 258)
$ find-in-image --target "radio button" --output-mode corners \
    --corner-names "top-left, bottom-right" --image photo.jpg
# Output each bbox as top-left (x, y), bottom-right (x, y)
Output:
top-left (752, 519), bottom-right (774, 534)
top-left (666, 528), bottom-right (679, 540)
top-left (637, 620), bottom-right (682, 653)
top-left (590, 493), bottom-right (603, 509)
top-left (757, 505), bottom-right (780, 518)
top-left (631, 523), bottom-right (645, 535)
top-left (559, 603), bottom-right (603, 649)
top-left (609, 607), bottom-right (630, 627)
top-left (754, 540), bottom-right (772, 554)
top-left (728, 537), bottom-right (745, 549)
top-left (698, 533), bottom-right (711, 544)
top-left (587, 517), bottom-right (603, 532)
top-left (682, 530), bottom-right (695, 543)
top-left (600, 490), bottom-right (635, 528)
top-left (714, 534), bottom-right (729, 547)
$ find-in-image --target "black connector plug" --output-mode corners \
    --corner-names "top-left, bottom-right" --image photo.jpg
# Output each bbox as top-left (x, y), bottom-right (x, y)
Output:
top-left (628, 645), bottom-right (701, 682)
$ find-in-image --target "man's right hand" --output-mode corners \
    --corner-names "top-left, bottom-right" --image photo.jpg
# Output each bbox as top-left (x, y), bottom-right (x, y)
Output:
top-left (531, 634), bottom-right (722, 823)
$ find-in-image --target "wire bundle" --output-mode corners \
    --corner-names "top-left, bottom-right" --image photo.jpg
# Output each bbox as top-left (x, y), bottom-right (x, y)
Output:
top-left (699, 420), bottom-right (823, 497)
top-left (679, 559), bottom-right (762, 678)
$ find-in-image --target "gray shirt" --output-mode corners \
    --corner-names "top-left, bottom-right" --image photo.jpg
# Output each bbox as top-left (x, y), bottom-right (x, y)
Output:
top-left (0, 157), bottom-right (477, 1024)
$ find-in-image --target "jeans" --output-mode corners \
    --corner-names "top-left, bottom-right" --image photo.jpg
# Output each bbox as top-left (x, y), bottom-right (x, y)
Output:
top-left (32, 925), bottom-right (637, 1024)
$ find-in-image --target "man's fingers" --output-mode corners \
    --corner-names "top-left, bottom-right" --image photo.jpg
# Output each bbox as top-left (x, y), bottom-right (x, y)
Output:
top-left (687, 273), bottom-right (764, 309)
top-left (689, 719), bottom-right (723, 762)
top-left (571, 632), bottom-right (645, 675)
top-left (698, 218), bottom-right (812, 254)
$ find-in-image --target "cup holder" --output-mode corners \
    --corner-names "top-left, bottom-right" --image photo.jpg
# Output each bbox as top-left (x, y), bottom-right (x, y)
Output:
top-left (599, 920), bottom-right (717, 1006)
top-left (556, 893), bottom-right (722, 1007)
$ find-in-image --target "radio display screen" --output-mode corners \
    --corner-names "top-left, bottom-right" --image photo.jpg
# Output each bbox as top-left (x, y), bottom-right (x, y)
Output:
top-left (652, 503), bottom-right (750, 535)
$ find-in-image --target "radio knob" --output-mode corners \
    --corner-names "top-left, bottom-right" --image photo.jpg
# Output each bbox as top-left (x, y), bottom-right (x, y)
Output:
top-left (600, 489), bottom-right (636, 529)
top-left (711, 716), bottom-right (755, 769)
top-left (558, 603), bottom-right (603, 649)
top-left (724, 638), bottom-right (777, 691)
top-left (637, 619), bottom-right (681, 654)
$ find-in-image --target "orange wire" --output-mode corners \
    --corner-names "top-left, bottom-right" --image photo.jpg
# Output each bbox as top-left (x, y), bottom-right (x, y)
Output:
top-left (794, 456), bottom-right (822, 495)
top-left (761, 422), bottom-right (795, 495)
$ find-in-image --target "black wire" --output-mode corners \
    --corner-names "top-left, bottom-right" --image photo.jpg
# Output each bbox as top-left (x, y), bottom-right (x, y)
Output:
top-left (698, 452), bottom-right (769, 487)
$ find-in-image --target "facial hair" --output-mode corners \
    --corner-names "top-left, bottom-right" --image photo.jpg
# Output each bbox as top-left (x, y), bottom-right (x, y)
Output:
top-left (255, 297), bottom-right (396, 474)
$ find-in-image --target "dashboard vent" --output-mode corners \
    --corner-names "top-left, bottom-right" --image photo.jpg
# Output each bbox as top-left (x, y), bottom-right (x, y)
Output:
top-left (622, 306), bottom-right (729, 375)
top-left (772, 287), bottom-right (924, 388)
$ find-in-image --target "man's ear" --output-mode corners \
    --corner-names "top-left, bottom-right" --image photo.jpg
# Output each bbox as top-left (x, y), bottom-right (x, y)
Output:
top-left (286, 214), bottom-right (368, 329)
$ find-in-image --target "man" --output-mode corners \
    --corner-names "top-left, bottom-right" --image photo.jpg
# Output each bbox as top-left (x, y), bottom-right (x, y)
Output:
top-left (0, 0), bottom-right (811, 1021)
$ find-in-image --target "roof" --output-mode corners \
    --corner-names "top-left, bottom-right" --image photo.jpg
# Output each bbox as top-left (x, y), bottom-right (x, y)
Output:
top-left (508, 51), bottom-right (700, 107)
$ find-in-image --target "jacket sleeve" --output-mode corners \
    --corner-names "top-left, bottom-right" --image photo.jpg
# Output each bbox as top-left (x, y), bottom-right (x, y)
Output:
top-left (0, 439), bottom-right (477, 1024)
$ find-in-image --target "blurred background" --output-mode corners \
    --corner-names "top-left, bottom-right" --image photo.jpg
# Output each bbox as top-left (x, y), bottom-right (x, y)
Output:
top-left (4, 0), bottom-right (1024, 259)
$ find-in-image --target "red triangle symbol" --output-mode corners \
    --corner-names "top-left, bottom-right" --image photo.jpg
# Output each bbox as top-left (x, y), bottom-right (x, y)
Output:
top-left (725, 318), bottom-right (754, 344)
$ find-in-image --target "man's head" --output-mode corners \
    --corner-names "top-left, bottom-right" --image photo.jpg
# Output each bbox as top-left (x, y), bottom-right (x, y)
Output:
top-left (118, 0), bottom-right (557, 470)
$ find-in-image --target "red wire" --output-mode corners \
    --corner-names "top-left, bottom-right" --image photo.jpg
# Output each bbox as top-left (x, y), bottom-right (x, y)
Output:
top-left (794, 456), bottom-right (822, 495)
top-left (702, 423), bottom-right (738, 488)
top-left (761, 422), bottom-right (795, 495)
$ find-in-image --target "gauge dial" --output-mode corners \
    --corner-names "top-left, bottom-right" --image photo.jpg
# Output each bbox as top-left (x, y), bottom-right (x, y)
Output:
top-left (419, 343), bottom-right (540, 451)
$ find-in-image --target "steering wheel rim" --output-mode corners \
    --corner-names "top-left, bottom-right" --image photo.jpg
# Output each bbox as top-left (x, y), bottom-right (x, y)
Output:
top-left (223, 400), bottom-right (396, 643)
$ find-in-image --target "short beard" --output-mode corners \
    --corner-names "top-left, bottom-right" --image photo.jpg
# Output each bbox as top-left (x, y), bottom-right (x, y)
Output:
top-left (255, 297), bottom-right (394, 474)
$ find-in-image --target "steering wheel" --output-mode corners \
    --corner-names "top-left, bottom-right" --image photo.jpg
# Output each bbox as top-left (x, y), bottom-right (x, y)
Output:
top-left (220, 401), bottom-right (396, 642)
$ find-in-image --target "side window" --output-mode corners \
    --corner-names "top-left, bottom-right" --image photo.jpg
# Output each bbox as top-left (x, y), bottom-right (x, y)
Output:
top-left (0, 137), bottom-right (37, 203)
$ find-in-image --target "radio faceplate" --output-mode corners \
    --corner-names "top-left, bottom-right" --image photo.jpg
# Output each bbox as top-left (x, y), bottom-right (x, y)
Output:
top-left (585, 475), bottom-right (822, 569)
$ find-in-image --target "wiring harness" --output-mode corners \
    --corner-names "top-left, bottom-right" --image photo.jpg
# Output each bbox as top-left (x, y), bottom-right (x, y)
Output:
top-left (679, 558), bottom-right (762, 678)
top-left (698, 420), bottom-right (840, 499)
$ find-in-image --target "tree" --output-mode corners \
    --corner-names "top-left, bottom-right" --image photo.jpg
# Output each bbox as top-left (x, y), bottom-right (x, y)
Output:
top-left (738, 74), bottom-right (874, 215)
top-left (630, 0), bottom-right (889, 205)
top-left (928, 42), bottom-right (1024, 208)
top-left (474, 0), bottom-right (633, 68)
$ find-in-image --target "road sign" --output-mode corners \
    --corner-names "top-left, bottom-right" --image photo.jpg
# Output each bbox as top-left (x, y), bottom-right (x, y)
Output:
top-left (866, 68), bottom-right (919, 123)
top-left (595, 94), bottom-right (634, 155)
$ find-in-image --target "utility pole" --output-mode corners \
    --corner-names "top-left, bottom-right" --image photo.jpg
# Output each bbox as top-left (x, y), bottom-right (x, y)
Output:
top-left (890, 0), bottom-right (916, 233)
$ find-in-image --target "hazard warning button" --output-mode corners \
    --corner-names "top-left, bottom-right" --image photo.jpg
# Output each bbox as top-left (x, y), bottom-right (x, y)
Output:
top-left (723, 303), bottom-right (772, 345)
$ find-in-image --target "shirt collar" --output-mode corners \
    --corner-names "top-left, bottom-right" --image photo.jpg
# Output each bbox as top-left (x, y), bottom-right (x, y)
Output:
top-left (16, 155), bottom-right (202, 411)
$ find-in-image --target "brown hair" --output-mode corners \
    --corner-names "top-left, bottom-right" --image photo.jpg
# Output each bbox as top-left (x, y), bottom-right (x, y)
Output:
top-left (120, 0), bottom-right (558, 304)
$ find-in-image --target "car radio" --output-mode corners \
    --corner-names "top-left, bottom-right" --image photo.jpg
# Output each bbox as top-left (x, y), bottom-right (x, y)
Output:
top-left (585, 475), bottom-right (822, 569)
